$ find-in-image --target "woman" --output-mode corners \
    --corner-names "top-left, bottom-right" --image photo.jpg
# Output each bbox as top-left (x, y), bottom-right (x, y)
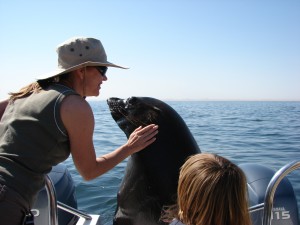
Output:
top-left (162, 153), bottom-right (252, 225)
top-left (0, 37), bottom-right (158, 224)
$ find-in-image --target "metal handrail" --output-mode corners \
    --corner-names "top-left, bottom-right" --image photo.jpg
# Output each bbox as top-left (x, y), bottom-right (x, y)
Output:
top-left (262, 160), bottom-right (300, 225)
top-left (44, 175), bottom-right (92, 225)
top-left (249, 203), bottom-right (264, 213)
top-left (57, 201), bottom-right (92, 220)
top-left (45, 175), bottom-right (58, 225)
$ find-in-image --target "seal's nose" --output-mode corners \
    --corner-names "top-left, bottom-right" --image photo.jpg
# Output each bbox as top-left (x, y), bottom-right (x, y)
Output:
top-left (107, 97), bottom-right (125, 109)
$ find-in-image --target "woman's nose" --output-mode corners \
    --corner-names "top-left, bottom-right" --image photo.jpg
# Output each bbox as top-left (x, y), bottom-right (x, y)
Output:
top-left (102, 74), bottom-right (108, 81)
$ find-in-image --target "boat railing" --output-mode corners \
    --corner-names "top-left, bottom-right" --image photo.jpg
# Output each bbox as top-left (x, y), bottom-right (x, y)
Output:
top-left (248, 160), bottom-right (300, 225)
top-left (44, 174), bottom-right (92, 225)
top-left (249, 203), bottom-right (265, 213)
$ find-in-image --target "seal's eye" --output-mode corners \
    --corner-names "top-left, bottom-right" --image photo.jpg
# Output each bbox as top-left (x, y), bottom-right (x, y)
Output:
top-left (127, 97), bottom-right (138, 105)
top-left (125, 97), bottom-right (139, 110)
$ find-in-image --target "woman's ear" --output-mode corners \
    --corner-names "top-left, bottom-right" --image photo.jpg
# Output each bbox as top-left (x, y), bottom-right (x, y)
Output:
top-left (73, 67), bottom-right (86, 80)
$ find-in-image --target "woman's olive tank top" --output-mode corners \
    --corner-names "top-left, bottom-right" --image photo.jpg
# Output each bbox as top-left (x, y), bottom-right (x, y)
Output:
top-left (0, 84), bottom-right (79, 206)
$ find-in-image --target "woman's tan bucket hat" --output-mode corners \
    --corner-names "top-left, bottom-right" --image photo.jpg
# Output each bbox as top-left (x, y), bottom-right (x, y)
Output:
top-left (37, 37), bottom-right (127, 80)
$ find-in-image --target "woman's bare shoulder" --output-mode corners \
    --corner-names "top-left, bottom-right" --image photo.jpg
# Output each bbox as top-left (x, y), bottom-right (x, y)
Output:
top-left (60, 95), bottom-right (94, 130)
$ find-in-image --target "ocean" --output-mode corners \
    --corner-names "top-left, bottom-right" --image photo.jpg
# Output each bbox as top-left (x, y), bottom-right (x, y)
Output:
top-left (63, 100), bottom-right (300, 225)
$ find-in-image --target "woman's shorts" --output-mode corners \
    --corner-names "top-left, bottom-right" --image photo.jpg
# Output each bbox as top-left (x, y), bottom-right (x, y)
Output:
top-left (0, 183), bottom-right (31, 225)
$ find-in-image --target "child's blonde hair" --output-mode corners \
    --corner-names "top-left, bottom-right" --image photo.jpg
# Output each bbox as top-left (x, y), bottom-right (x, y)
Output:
top-left (177, 153), bottom-right (252, 225)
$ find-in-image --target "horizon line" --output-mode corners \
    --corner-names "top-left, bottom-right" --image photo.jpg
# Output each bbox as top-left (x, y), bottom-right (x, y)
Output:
top-left (88, 98), bottom-right (300, 102)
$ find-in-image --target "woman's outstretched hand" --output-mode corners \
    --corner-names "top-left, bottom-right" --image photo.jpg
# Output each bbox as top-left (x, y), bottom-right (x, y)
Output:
top-left (126, 124), bottom-right (159, 154)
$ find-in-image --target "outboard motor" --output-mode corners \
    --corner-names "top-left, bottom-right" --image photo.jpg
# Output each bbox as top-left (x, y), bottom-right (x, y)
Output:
top-left (240, 163), bottom-right (299, 225)
top-left (32, 163), bottom-right (78, 225)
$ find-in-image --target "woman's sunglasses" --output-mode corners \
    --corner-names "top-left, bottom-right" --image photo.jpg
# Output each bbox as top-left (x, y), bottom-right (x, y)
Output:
top-left (95, 66), bottom-right (108, 77)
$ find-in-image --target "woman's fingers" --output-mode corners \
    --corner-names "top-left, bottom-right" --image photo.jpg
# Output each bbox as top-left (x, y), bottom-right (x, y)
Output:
top-left (140, 125), bottom-right (158, 143)
top-left (127, 124), bottom-right (159, 153)
top-left (136, 124), bottom-right (158, 136)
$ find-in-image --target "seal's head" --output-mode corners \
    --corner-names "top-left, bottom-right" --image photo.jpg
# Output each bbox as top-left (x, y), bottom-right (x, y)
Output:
top-left (107, 97), bottom-right (171, 137)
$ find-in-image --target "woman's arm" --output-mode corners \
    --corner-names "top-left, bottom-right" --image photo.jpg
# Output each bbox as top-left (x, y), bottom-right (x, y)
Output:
top-left (0, 99), bottom-right (9, 120)
top-left (60, 95), bottom-right (158, 180)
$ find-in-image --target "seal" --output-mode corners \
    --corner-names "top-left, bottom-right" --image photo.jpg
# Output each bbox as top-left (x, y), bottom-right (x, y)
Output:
top-left (107, 97), bottom-right (201, 225)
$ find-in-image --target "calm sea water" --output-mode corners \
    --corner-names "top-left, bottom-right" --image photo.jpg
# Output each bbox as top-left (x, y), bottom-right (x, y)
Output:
top-left (64, 100), bottom-right (300, 225)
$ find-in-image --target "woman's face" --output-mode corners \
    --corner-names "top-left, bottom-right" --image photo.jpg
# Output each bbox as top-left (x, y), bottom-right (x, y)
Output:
top-left (83, 66), bottom-right (108, 97)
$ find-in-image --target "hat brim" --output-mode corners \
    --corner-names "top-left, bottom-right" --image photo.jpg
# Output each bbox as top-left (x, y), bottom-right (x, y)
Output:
top-left (36, 61), bottom-right (128, 80)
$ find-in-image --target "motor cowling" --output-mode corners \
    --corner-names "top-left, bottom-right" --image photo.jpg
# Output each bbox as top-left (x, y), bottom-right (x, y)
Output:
top-left (239, 163), bottom-right (299, 225)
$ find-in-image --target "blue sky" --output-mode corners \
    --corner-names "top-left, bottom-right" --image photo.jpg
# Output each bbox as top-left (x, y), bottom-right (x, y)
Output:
top-left (0, 0), bottom-right (299, 101)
